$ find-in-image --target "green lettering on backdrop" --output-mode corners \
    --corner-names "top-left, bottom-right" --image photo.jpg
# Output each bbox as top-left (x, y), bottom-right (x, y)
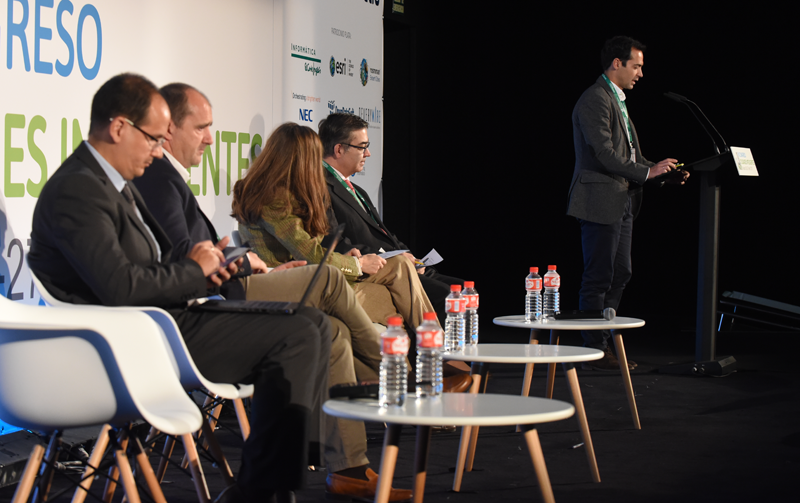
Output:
top-left (237, 132), bottom-right (250, 182)
top-left (221, 131), bottom-right (235, 195)
top-left (4, 114), bottom-right (25, 197)
top-left (203, 131), bottom-right (220, 196)
top-left (27, 115), bottom-right (47, 197)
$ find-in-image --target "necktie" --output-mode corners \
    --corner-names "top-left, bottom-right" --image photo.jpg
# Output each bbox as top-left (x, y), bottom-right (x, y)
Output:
top-left (121, 183), bottom-right (137, 210)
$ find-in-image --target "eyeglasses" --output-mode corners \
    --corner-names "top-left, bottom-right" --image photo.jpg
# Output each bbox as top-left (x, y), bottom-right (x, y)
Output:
top-left (342, 142), bottom-right (370, 153)
top-left (119, 118), bottom-right (167, 149)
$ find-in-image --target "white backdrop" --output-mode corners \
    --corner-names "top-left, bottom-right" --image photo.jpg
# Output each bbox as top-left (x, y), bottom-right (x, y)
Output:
top-left (0, 0), bottom-right (384, 307)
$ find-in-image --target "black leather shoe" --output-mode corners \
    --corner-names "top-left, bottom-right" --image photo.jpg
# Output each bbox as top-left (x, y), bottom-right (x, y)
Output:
top-left (272, 491), bottom-right (296, 503)
top-left (214, 484), bottom-right (247, 503)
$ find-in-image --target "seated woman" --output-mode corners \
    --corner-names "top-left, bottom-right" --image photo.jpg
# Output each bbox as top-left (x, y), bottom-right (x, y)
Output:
top-left (232, 122), bottom-right (435, 333)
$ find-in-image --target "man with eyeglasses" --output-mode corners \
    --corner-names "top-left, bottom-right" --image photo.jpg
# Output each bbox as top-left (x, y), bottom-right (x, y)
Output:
top-left (319, 113), bottom-right (464, 327)
top-left (28, 73), bottom-right (330, 503)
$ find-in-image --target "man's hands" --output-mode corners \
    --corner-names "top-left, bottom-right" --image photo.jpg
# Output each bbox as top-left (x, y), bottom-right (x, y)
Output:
top-left (402, 252), bottom-right (425, 275)
top-left (345, 248), bottom-right (362, 258)
top-left (665, 169), bottom-right (690, 185)
top-left (647, 158), bottom-right (679, 179)
top-left (359, 254), bottom-right (386, 275)
top-left (187, 236), bottom-right (241, 287)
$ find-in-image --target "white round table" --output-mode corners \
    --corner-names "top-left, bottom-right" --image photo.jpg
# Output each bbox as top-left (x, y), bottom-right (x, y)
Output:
top-left (324, 393), bottom-right (574, 503)
top-left (493, 315), bottom-right (645, 430)
top-left (443, 344), bottom-right (604, 487)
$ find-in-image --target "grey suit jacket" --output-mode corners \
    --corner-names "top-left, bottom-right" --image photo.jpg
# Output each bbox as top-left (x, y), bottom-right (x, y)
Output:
top-left (28, 142), bottom-right (207, 307)
top-left (567, 75), bottom-right (655, 225)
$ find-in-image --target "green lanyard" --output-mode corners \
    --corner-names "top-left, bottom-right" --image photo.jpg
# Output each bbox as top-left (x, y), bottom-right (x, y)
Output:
top-left (602, 74), bottom-right (634, 150)
top-left (324, 161), bottom-right (365, 210)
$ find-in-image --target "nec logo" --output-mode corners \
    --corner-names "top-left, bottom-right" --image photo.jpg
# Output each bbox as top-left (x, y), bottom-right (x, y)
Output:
top-left (365, 0), bottom-right (380, 5)
top-left (299, 109), bottom-right (313, 122)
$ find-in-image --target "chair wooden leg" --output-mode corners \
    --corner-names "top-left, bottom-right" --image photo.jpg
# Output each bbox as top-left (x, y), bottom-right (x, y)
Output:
top-left (523, 428), bottom-right (555, 503)
top-left (233, 398), bottom-right (251, 441)
top-left (32, 431), bottom-right (62, 503)
top-left (129, 437), bottom-right (167, 503)
top-left (181, 433), bottom-right (211, 503)
top-left (564, 364), bottom-right (601, 483)
top-left (11, 444), bottom-right (45, 503)
top-left (103, 434), bottom-right (128, 503)
top-left (155, 436), bottom-right (176, 483)
top-left (413, 426), bottom-right (432, 503)
top-left (71, 424), bottom-right (111, 503)
top-left (200, 416), bottom-right (235, 485)
top-left (545, 330), bottom-right (560, 399)
top-left (113, 444), bottom-right (141, 503)
top-left (613, 332), bottom-right (641, 429)
top-left (376, 425), bottom-right (402, 503)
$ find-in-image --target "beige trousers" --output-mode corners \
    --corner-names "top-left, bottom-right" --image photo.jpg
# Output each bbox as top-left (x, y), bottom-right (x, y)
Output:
top-left (352, 255), bottom-right (435, 330)
top-left (241, 264), bottom-right (380, 472)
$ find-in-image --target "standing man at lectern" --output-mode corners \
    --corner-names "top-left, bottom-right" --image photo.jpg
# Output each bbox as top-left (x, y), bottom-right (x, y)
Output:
top-left (567, 36), bottom-right (687, 370)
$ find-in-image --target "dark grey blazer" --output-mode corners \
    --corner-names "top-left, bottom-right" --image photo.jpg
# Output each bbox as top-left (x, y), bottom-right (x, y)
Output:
top-left (28, 142), bottom-right (207, 306)
top-left (567, 75), bottom-right (655, 225)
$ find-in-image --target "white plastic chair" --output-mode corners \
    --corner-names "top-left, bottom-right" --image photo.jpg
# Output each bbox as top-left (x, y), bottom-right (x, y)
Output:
top-left (30, 269), bottom-right (253, 500)
top-left (0, 294), bottom-right (203, 503)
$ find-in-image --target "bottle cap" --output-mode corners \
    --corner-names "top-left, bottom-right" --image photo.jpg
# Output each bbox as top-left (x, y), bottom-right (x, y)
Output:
top-left (548, 265), bottom-right (557, 270)
top-left (464, 281), bottom-right (474, 288)
top-left (450, 284), bottom-right (462, 292)
top-left (423, 312), bottom-right (437, 321)
top-left (387, 316), bottom-right (403, 326)
top-left (530, 267), bottom-right (539, 273)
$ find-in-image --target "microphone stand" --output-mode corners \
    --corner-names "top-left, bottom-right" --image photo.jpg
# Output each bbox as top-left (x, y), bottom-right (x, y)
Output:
top-left (659, 92), bottom-right (737, 376)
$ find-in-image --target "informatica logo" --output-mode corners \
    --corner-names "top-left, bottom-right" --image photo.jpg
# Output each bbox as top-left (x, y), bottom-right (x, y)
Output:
top-left (291, 43), bottom-right (321, 76)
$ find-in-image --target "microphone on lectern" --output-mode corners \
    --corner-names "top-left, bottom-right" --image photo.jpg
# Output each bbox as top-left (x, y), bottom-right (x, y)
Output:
top-left (554, 308), bottom-right (616, 321)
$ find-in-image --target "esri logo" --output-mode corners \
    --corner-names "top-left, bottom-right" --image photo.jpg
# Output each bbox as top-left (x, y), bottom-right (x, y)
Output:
top-left (360, 59), bottom-right (369, 86)
top-left (330, 56), bottom-right (350, 77)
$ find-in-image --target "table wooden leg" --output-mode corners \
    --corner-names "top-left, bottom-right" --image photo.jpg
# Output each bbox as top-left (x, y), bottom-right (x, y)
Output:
top-left (413, 426), bottom-right (432, 503)
top-left (376, 424), bottom-right (403, 503)
top-left (613, 331), bottom-right (641, 429)
top-left (465, 363), bottom-right (488, 471)
top-left (522, 427), bottom-right (555, 503)
top-left (521, 329), bottom-right (540, 398)
top-left (563, 363), bottom-right (600, 483)
top-left (452, 424), bottom-right (472, 492)
top-left (545, 330), bottom-right (560, 399)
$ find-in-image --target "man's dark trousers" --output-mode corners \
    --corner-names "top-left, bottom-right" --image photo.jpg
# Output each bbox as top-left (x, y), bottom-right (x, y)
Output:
top-left (578, 195), bottom-right (634, 350)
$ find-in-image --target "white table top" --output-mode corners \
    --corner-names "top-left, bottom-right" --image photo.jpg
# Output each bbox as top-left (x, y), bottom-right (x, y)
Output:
top-left (323, 393), bottom-right (575, 427)
top-left (493, 315), bottom-right (645, 331)
top-left (443, 343), bottom-right (603, 363)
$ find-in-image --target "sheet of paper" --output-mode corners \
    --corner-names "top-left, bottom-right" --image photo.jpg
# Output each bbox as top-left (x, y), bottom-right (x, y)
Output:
top-left (420, 248), bottom-right (443, 266)
top-left (731, 146), bottom-right (759, 176)
top-left (378, 249), bottom-right (409, 259)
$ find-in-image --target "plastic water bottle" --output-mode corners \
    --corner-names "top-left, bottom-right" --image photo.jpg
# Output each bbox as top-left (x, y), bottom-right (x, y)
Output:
top-left (525, 267), bottom-right (543, 322)
top-left (415, 312), bottom-right (443, 398)
top-left (463, 281), bottom-right (479, 345)
top-left (379, 316), bottom-right (409, 407)
top-left (543, 265), bottom-right (560, 321)
top-left (444, 285), bottom-right (466, 352)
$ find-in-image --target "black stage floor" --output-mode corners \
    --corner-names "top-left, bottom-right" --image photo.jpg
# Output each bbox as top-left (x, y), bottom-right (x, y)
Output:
top-left (3, 324), bottom-right (798, 503)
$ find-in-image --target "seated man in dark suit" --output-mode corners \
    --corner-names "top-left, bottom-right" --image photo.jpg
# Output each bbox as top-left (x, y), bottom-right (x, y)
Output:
top-left (27, 73), bottom-right (329, 503)
top-left (318, 113), bottom-right (464, 325)
top-left (133, 83), bottom-right (412, 502)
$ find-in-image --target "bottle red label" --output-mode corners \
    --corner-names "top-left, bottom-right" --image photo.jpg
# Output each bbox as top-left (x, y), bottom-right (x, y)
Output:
top-left (526, 278), bottom-right (541, 291)
top-left (464, 294), bottom-right (479, 309)
top-left (382, 336), bottom-right (409, 355)
top-left (445, 298), bottom-right (465, 313)
top-left (544, 276), bottom-right (560, 288)
top-left (418, 329), bottom-right (444, 348)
